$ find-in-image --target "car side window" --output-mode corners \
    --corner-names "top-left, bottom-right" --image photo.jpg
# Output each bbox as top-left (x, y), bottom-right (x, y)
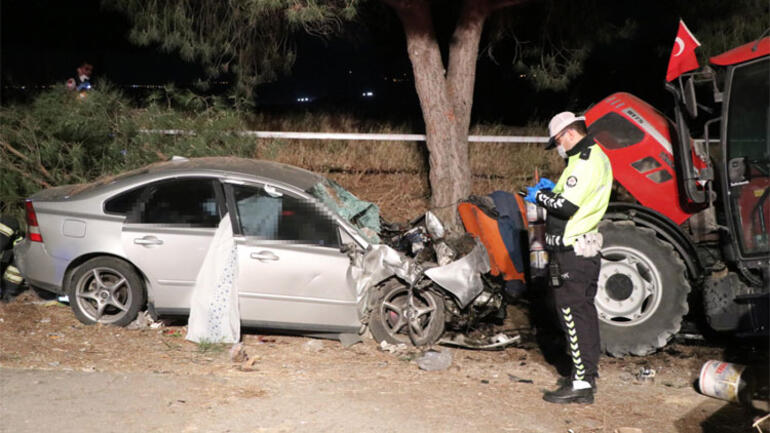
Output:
top-left (232, 184), bottom-right (339, 247)
top-left (105, 185), bottom-right (147, 215)
top-left (132, 179), bottom-right (220, 227)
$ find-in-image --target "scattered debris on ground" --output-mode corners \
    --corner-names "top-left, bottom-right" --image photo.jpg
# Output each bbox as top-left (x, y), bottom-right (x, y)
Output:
top-left (0, 290), bottom-right (767, 433)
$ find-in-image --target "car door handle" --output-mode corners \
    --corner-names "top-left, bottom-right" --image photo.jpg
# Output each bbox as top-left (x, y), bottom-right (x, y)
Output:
top-left (250, 251), bottom-right (279, 262)
top-left (134, 236), bottom-right (164, 246)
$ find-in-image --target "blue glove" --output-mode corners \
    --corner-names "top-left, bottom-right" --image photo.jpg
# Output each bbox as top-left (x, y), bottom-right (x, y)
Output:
top-left (523, 178), bottom-right (555, 203)
top-left (536, 178), bottom-right (555, 191)
top-left (524, 186), bottom-right (539, 203)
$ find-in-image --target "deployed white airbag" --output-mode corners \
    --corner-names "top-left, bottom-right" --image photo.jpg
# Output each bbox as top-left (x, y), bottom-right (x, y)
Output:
top-left (186, 214), bottom-right (240, 344)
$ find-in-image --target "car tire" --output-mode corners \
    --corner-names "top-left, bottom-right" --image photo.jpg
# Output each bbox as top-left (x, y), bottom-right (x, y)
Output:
top-left (369, 279), bottom-right (445, 346)
top-left (597, 221), bottom-right (691, 357)
top-left (67, 257), bottom-right (145, 326)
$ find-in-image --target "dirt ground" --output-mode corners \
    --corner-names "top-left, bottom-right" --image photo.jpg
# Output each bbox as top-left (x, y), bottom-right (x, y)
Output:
top-left (1, 290), bottom-right (768, 433)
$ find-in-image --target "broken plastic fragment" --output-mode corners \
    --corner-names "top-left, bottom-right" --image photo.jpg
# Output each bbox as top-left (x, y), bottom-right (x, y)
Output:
top-left (439, 332), bottom-right (520, 350)
top-left (416, 349), bottom-right (452, 371)
top-left (425, 211), bottom-right (446, 239)
top-left (433, 241), bottom-right (456, 266)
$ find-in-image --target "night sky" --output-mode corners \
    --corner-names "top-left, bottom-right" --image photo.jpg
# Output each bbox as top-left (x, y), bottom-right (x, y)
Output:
top-left (0, 0), bottom-right (722, 123)
top-left (1, 0), bottom-right (412, 107)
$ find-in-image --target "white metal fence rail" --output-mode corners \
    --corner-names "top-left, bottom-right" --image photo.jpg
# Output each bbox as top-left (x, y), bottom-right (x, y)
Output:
top-left (138, 129), bottom-right (550, 143)
top-left (139, 129), bottom-right (714, 145)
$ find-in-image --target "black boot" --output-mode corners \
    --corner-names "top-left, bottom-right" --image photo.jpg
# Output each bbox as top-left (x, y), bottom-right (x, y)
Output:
top-left (543, 381), bottom-right (594, 404)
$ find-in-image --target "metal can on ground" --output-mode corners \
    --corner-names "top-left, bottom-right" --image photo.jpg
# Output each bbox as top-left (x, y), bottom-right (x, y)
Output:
top-left (698, 360), bottom-right (753, 405)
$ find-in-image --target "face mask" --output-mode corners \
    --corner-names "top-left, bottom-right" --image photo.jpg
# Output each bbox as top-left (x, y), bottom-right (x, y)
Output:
top-left (556, 144), bottom-right (567, 159)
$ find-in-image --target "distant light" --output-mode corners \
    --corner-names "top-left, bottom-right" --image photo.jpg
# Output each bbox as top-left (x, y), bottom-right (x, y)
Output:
top-left (362, 91), bottom-right (374, 97)
top-left (348, 70), bottom-right (353, 75)
top-left (296, 97), bottom-right (311, 102)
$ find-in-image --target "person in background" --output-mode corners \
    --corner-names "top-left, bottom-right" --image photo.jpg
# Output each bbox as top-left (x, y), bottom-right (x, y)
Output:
top-left (65, 62), bottom-right (93, 92)
top-left (74, 62), bottom-right (93, 90)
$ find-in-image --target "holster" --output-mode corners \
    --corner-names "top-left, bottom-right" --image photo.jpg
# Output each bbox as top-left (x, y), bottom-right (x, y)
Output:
top-left (548, 253), bottom-right (562, 288)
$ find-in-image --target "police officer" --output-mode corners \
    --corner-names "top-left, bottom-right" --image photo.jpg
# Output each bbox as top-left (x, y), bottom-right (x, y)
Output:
top-left (524, 111), bottom-right (613, 404)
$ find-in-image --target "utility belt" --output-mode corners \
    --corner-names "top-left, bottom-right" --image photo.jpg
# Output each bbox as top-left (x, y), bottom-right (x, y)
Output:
top-left (547, 232), bottom-right (604, 288)
top-left (546, 232), bottom-right (603, 254)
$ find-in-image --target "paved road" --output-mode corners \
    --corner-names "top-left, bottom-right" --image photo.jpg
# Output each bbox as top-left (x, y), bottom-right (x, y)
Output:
top-left (1, 365), bottom-right (752, 433)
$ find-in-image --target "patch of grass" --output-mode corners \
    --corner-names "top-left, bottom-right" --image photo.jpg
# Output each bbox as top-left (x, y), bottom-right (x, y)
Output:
top-left (196, 340), bottom-right (227, 354)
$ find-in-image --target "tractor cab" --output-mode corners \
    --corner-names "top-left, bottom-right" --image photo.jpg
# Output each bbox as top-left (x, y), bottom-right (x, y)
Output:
top-left (710, 38), bottom-right (770, 263)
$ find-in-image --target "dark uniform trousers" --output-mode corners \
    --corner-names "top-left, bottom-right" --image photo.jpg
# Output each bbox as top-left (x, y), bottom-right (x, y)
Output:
top-left (550, 249), bottom-right (601, 383)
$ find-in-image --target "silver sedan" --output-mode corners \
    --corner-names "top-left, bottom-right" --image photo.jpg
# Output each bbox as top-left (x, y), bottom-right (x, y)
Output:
top-left (15, 157), bottom-right (376, 335)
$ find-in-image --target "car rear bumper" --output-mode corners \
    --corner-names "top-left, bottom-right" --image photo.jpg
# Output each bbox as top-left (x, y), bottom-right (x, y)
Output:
top-left (14, 239), bottom-right (67, 295)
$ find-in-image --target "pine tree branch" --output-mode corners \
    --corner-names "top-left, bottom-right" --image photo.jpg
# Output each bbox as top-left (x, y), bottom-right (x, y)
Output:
top-left (0, 160), bottom-right (52, 189)
top-left (0, 139), bottom-right (56, 182)
top-left (0, 139), bottom-right (31, 163)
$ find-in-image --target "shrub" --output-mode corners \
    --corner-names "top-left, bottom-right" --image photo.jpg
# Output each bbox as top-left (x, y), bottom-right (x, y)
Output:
top-left (0, 85), bottom-right (555, 222)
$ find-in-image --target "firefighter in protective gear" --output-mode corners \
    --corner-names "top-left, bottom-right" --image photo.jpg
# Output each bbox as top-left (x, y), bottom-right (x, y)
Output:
top-left (524, 111), bottom-right (612, 404)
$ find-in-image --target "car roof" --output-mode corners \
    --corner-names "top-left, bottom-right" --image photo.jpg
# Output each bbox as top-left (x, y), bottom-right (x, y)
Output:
top-left (44, 157), bottom-right (326, 200)
top-left (151, 157), bottom-right (326, 190)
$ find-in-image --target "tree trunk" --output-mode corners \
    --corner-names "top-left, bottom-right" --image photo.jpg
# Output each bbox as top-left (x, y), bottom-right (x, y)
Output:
top-left (386, 0), bottom-right (495, 231)
top-left (447, 2), bottom-right (489, 135)
top-left (388, 3), bottom-right (461, 230)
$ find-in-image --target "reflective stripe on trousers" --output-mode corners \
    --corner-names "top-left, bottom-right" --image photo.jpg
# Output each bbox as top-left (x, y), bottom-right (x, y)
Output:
top-left (550, 249), bottom-right (601, 381)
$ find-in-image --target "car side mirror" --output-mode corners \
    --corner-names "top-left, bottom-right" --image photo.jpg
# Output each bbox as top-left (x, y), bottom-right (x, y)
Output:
top-left (337, 225), bottom-right (360, 254)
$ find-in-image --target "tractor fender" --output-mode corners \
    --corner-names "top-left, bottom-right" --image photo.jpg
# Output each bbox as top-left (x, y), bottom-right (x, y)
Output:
top-left (603, 202), bottom-right (704, 283)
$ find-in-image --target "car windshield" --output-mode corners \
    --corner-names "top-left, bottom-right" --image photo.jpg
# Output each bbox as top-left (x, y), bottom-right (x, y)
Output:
top-left (309, 179), bottom-right (382, 244)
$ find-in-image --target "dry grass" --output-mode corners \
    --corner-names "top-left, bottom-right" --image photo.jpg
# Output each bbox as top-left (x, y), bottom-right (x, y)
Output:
top-left (244, 119), bottom-right (563, 222)
top-left (326, 172), bottom-right (430, 222)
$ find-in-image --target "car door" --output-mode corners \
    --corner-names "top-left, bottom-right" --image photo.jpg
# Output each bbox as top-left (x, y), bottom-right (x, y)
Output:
top-left (226, 182), bottom-right (360, 333)
top-left (120, 177), bottom-right (224, 313)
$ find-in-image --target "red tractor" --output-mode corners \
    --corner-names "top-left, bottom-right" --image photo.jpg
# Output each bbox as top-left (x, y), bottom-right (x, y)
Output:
top-left (584, 36), bottom-right (769, 356)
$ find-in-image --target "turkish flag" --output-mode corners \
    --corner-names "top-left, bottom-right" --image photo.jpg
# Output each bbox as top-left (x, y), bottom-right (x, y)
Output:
top-left (666, 20), bottom-right (701, 82)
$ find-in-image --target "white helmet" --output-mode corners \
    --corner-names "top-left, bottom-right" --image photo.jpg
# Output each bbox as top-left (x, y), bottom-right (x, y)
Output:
top-left (547, 111), bottom-right (585, 149)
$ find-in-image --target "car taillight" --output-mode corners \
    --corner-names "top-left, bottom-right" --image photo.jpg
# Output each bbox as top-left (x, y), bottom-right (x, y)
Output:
top-left (25, 201), bottom-right (43, 243)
